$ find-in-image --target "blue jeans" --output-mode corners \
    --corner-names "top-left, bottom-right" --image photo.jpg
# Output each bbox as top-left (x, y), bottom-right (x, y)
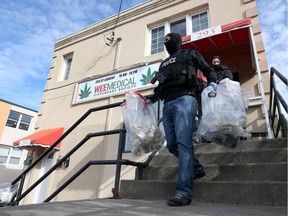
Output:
top-left (163, 95), bottom-right (204, 198)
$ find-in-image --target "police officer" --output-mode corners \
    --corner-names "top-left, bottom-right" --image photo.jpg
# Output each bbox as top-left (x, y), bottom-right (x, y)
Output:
top-left (211, 55), bottom-right (233, 84)
top-left (148, 33), bottom-right (217, 206)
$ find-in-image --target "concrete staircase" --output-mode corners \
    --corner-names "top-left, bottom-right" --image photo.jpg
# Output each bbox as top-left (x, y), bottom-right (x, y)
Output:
top-left (120, 138), bottom-right (287, 206)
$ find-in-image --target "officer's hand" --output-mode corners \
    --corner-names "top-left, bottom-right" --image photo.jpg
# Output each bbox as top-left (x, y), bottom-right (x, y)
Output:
top-left (208, 82), bottom-right (217, 91)
top-left (146, 99), bottom-right (153, 105)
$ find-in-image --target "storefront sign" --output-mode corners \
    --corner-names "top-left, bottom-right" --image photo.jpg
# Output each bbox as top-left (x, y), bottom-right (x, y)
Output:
top-left (191, 25), bottom-right (222, 41)
top-left (19, 139), bottom-right (31, 146)
top-left (74, 62), bottom-right (160, 103)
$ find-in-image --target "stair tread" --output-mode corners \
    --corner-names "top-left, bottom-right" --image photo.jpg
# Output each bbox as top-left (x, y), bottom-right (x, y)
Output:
top-left (148, 161), bottom-right (288, 167)
top-left (158, 139), bottom-right (287, 154)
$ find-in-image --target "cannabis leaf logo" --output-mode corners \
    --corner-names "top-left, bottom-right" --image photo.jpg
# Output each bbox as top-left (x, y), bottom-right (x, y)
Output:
top-left (78, 83), bottom-right (92, 99)
top-left (140, 67), bottom-right (157, 85)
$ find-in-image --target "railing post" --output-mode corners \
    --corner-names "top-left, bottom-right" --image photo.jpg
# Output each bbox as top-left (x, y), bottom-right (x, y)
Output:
top-left (17, 174), bottom-right (25, 199)
top-left (9, 174), bottom-right (26, 206)
top-left (112, 130), bottom-right (126, 198)
top-left (136, 167), bottom-right (143, 180)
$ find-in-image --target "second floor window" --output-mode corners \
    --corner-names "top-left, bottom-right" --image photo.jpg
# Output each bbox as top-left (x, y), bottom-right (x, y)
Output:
top-left (151, 26), bottom-right (165, 54)
top-left (5, 111), bottom-right (32, 131)
top-left (150, 11), bottom-right (209, 55)
top-left (60, 53), bottom-right (73, 81)
top-left (192, 11), bottom-right (209, 33)
top-left (170, 18), bottom-right (186, 36)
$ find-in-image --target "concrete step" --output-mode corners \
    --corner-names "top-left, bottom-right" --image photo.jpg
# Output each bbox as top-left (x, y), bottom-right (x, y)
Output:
top-left (151, 148), bottom-right (287, 166)
top-left (194, 138), bottom-right (287, 153)
top-left (141, 162), bottom-right (287, 181)
top-left (196, 148), bottom-right (287, 165)
top-left (120, 180), bottom-right (287, 206)
top-left (121, 138), bottom-right (287, 206)
top-left (1, 198), bottom-right (287, 216)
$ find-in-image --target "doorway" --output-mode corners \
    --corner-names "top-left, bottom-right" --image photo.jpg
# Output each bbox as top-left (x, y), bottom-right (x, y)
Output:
top-left (33, 152), bottom-right (54, 203)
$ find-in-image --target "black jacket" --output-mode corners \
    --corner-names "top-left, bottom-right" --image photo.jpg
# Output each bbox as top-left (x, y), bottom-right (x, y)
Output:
top-left (213, 64), bottom-right (233, 84)
top-left (151, 49), bottom-right (217, 103)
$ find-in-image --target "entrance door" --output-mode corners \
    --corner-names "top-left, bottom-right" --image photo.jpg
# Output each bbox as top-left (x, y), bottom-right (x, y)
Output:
top-left (33, 153), bottom-right (53, 203)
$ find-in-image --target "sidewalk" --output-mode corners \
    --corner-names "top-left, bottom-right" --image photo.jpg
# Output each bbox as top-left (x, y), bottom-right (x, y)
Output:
top-left (0, 199), bottom-right (287, 216)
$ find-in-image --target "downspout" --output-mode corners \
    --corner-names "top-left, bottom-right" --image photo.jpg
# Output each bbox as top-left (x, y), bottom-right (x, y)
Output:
top-left (248, 26), bottom-right (272, 138)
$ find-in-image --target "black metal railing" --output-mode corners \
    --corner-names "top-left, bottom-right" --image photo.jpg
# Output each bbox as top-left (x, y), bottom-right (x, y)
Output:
top-left (9, 100), bottom-right (159, 206)
top-left (269, 67), bottom-right (287, 138)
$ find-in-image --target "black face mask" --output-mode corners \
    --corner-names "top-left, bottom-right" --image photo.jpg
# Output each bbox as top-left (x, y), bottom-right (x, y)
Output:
top-left (164, 33), bottom-right (182, 55)
top-left (213, 64), bottom-right (222, 70)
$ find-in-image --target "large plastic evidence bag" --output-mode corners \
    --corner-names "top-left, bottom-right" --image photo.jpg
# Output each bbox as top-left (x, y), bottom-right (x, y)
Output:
top-left (197, 78), bottom-right (251, 143)
top-left (121, 91), bottom-right (165, 157)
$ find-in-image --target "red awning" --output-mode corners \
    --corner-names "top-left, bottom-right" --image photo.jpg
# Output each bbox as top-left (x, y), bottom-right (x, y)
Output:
top-left (13, 128), bottom-right (64, 150)
top-left (181, 18), bottom-right (252, 53)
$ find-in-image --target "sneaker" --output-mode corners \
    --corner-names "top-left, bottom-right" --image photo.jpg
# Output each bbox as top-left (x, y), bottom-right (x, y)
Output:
top-left (167, 193), bottom-right (192, 206)
top-left (194, 170), bottom-right (206, 180)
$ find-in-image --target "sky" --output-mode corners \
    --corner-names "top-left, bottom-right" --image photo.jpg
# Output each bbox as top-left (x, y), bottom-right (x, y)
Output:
top-left (0, 0), bottom-right (287, 112)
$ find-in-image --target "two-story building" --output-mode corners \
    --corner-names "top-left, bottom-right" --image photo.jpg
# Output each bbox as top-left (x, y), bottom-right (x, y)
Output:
top-left (14, 0), bottom-right (272, 204)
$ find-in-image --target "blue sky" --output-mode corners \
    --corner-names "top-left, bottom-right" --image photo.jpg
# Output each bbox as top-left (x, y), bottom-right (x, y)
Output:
top-left (0, 0), bottom-right (287, 111)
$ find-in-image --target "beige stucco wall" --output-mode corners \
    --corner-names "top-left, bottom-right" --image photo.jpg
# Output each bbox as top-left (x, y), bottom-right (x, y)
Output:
top-left (21, 0), bottom-right (270, 204)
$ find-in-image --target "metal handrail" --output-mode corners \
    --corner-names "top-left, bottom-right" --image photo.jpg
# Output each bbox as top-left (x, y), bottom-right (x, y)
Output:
top-left (269, 67), bottom-right (287, 138)
top-left (12, 102), bottom-right (123, 185)
top-left (9, 102), bottom-right (123, 205)
top-left (43, 158), bottom-right (150, 202)
top-left (10, 129), bottom-right (127, 205)
top-left (9, 99), bottom-right (161, 205)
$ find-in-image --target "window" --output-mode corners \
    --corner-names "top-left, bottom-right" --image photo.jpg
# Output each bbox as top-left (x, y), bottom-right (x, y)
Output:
top-left (0, 146), bottom-right (10, 164)
top-left (9, 148), bottom-right (23, 165)
top-left (19, 115), bottom-right (31, 130)
top-left (0, 145), bottom-right (23, 165)
top-left (60, 53), bottom-right (73, 81)
top-left (191, 11), bottom-right (208, 33)
top-left (149, 11), bottom-right (209, 54)
top-left (170, 18), bottom-right (186, 36)
top-left (5, 111), bottom-right (20, 128)
top-left (5, 111), bottom-right (32, 131)
top-left (151, 26), bottom-right (165, 54)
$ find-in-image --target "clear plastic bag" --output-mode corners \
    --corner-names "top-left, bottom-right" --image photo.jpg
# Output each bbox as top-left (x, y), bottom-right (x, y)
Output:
top-left (121, 91), bottom-right (165, 157)
top-left (197, 79), bottom-right (251, 144)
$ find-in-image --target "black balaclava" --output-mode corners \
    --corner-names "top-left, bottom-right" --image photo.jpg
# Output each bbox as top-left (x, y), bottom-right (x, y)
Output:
top-left (164, 33), bottom-right (182, 55)
top-left (212, 56), bottom-right (222, 70)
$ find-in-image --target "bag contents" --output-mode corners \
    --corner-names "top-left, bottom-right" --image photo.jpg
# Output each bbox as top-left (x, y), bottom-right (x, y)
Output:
top-left (197, 78), bottom-right (251, 146)
top-left (121, 91), bottom-right (165, 157)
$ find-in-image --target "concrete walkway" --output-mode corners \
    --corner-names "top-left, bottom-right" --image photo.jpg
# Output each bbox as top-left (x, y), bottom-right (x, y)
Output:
top-left (0, 199), bottom-right (287, 216)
